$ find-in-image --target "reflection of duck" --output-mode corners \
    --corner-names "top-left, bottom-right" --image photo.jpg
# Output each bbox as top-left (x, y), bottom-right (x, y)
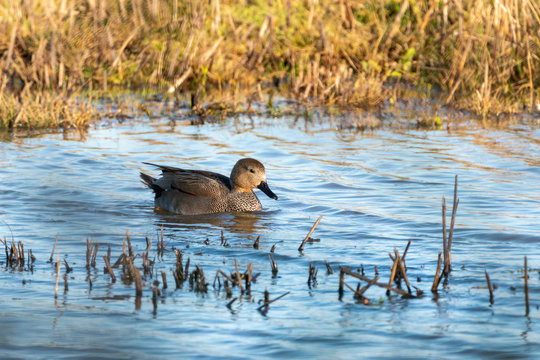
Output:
top-left (140, 158), bottom-right (278, 215)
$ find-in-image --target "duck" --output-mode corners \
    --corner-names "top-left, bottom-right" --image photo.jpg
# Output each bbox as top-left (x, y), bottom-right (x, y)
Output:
top-left (140, 158), bottom-right (278, 215)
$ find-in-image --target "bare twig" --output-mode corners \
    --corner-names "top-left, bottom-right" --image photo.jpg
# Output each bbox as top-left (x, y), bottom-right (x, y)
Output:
top-left (298, 215), bottom-right (322, 252)
top-left (131, 261), bottom-right (143, 297)
top-left (394, 248), bottom-right (411, 294)
top-left (387, 254), bottom-right (399, 293)
top-left (233, 259), bottom-right (245, 293)
top-left (525, 256), bottom-right (530, 316)
top-left (269, 253), bottom-right (278, 274)
top-left (431, 252), bottom-right (443, 293)
top-left (54, 255), bottom-right (61, 299)
top-left (442, 196), bottom-right (448, 274)
top-left (161, 271), bottom-right (168, 289)
top-left (49, 234), bottom-right (59, 263)
top-left (126, 230), bottom-right (134, 257)
top-left (341, 267), bottom-right (413, 297)
top-left (103, 256), bottom-right (116, 282)
top-left (325, 260), bottom-right (333, 275)
top-left (257, 291), bottom-right (290, 311)
top-left (446, 175), bottom-right (459, 274)
top-left (402, 239), bottom-right (412, 261)
top-left (485, 268), bottom-right (494, 304)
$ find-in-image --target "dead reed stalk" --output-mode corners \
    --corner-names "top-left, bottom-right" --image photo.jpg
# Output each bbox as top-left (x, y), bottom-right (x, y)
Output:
top-left (54, 255), bottom-right (60, 299)
top-left (298, 215), bottom-right (322, 252)
top-left (161, 271), bottom-right (168, 289)
top-left (341, 267), bottom-right (412, 298)
top-left (103, 256), bottom-right (116, 283)
top-left (325, 260), bottom-right (333, 275)
top-left (257, 291), bottom-right (290, 312)
top-left (233, 259), bottom-right (245, 293)
top-left (49, 234), bottom-right (59, 263)
top-left (130, 261), bottom-right (143, 297)
top-left (126, 230), bottom-right (134, 258)
top-left (524, 256), bottom-right (530, 316)
top-left (307, 263), bottom-right (318, 287)
top-left (431, 252), bottom-right (443, 293)
top-left (485, 268), bottom-right (494, 304)
top-left (269, 253), bottom-right (278, 275)
top-left (394, 248), bottom-right (412, 294)
top-left (443, 175), bottom-right (459, 276)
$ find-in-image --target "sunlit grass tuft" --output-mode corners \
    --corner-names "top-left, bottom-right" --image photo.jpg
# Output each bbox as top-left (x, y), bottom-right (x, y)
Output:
top-left (0, 0), bottom-right (538, 128)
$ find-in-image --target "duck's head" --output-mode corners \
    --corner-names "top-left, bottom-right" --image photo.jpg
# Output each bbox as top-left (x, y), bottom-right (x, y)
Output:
top-left (230, 158), bottom-right (278, 200)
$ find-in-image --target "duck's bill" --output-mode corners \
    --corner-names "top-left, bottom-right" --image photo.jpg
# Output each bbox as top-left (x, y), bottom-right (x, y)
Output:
top-left (258, 181), bottom-right (278, 200)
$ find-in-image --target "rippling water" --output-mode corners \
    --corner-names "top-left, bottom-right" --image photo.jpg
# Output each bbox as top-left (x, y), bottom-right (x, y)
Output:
top-left (1, 109), bottom-right (539, 359)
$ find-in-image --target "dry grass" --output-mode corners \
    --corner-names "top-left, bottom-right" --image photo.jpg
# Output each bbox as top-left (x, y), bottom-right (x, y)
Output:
top-left (0, 0), bottom-right (538, 129)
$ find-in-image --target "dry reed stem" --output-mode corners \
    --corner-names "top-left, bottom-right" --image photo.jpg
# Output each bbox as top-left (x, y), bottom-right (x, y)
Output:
top-left (161, 271), bottom-right (168, 289)
top-left (160, 225), bottom-right (164, 253)
top-left (145, 236), bottom-right (152, 259)
top-left (85, 238), bottom-right (91, 267)
top-left (103, 256), bottom-right (116, 283)
top-left (524, 256), bottom-right (530, 316)
top-left (257, 291), bottom-right (290, 312)
top-left (446, 175), bottom-right (459, 274)
top-left (63, 259), bottom-right (72, 273)
top-left (307, 263), bottom-right (318, 287)
top-left (112, 253), bottom-right (125, 268)
top-left (358, 275), bottom-right (381, 296)
top-left (341, 267), bottom-right (412, 297)
top-left (338, 268), bottom-right (345, 299)
top-left (432, 252), bottom-right (443, 293)
top-left (126, 230), bottom-right (134, 258)
top-left (152, 287), bottom-right (159, 315)
top-left (325, 260), bottom-right (333, 275)
top-left (246, 262), bottom-right (253, 289)
top-left (269, 253), bottom-right (278, 274)
top-left (91, 243), bottom-right (99, 267)
top-left (63, 273), bottom-right (68, 294)
top-left (233, 259), bottom-right (245, 293)
top-left (54, 255), bottom-right (60, 299)
top-left (184, 257), bottom-right (190, 279)
top-left (18, 241), bottom-right (24, 266)
top-left (402, 239), bottom-right (412, 261)
top-left (387, 254), bottom-right (399, 293)
top-left (131, 261), bottom-right (143, 297)
top-left (342, 280), bottom-right (362, 298)
top-left (442, 196), bottom-right (448, 274)
top-left (298, 215), bottom-right (323, 252)
top-left (49, 234), bottom-right (59, 263)
top-left (394, 248), bottom-right (411, 294)
top-left (216, 270), bottom-right (235, 284)
top-left (485, 268), bottom-right (494, 304)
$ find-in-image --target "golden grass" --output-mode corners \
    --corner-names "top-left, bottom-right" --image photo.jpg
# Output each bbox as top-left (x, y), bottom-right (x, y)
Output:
top-left (0, 0), bottom-right (538, 129)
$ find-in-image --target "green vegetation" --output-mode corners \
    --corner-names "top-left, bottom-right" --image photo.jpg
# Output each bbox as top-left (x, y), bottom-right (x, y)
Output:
top-left (0, 0), bottom-right (538, 130)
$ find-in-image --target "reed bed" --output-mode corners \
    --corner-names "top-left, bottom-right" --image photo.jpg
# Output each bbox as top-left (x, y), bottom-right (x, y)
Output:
top-left (0, 0), bottom-right (538, 130)
top-left (0, 177), bottom-right (536, 316)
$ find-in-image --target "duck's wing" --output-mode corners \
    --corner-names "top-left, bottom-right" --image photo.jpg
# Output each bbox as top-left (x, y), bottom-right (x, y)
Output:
top-left (144, 163), bottom-right (232, 197)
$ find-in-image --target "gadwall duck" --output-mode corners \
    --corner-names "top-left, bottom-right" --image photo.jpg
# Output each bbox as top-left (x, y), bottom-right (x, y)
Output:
top-left (140, 158), bottom-right (278, 215)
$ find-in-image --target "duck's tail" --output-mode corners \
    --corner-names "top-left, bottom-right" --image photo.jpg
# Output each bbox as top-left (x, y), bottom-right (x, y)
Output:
top-left (140, 172), bottom-right (163, 197)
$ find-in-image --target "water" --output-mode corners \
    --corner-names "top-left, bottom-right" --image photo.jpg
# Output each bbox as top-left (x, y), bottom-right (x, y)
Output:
top-left (1, 108), bottom-right (539, 359)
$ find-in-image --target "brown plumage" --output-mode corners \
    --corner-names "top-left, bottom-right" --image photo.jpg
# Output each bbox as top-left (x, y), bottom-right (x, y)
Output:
top-left (140, 158), bottom-right (278, 215)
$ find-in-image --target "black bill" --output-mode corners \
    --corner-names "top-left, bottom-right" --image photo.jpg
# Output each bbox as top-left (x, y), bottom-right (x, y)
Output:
top-left (257, 181), bottom-right (278, 200)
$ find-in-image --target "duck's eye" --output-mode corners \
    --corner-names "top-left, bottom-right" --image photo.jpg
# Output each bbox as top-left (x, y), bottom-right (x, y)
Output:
top-left (249, 169), bottom-right (255, 173)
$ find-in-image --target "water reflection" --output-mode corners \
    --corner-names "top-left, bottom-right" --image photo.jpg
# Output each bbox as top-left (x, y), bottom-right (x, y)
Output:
top-left (152, 210), bottom-right (273, 237)
top-left (0, 110), bottom-right (539, 358)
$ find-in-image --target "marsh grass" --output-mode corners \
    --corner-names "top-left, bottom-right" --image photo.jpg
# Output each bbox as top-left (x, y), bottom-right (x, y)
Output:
top-left (0, 0), bottom-right (538, 129)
